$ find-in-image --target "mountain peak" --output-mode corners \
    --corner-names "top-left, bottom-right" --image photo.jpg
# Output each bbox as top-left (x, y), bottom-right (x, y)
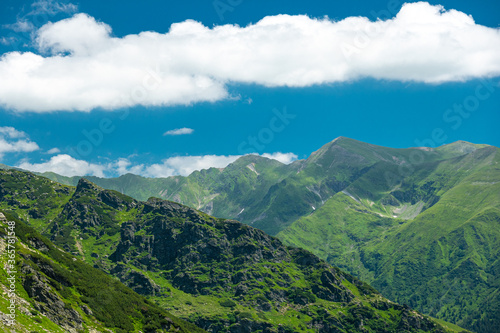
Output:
top-left (330, 136), bottom-right (355, 144)
top-left (307, 136), bottom-right (382, 166)
top-left (76, 177), bottom-right (99, 192)
top-left (436, 140), bottom-right (490, 156)
top-left (332, 136), bottom-right (347, 142)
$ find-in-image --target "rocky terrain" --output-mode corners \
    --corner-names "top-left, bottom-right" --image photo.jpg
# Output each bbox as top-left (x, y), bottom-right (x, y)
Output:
top-left (0, 169), bottom-right (468, 332)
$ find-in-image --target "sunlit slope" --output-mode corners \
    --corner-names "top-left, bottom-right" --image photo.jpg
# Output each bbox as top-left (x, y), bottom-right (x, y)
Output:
top-left (279, 146), bottom-right (500, 332)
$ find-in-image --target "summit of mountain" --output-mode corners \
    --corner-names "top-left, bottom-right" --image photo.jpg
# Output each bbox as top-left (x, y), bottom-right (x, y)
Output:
top-left (434, 140), bottom-right (491, 157)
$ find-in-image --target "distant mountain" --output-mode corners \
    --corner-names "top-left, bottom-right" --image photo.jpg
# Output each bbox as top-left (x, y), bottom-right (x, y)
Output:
top-left (0, 169), bottom-right (465, 333)
top-left (40, 153), bottom-right (301, 235)
top-left (278, 144), bottom-right (500, 332)
top-left (0, 211), bottom-right (205, 333)
top-left (40, 137), bottom-right (482, 236)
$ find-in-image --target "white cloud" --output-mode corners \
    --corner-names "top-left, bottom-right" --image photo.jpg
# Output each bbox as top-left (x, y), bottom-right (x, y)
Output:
top-left (0, 139), bottom-right (39, 155)
top-left (28, 0), bottom-right (78, 16)
top-left (16, 152), bottom-right (297, 178)
top-left (163, 127), bottom-right (194, 136)
top-left (112, 157), bottom-right (145, 176)
top-left (4, 20), bottom-right (35, 33)
top-left (2, 1), bottom-right (498, 112)
top-left (36, 13), bottom-right (111, 55)
top-left (0, 126), bottom-right (39, 158)
top-left (0, 126), bottom-right (27, 138)
top-left (18, 154), bottom-right (105, 177)
top-left (47, 147), bottom-right (61, 154)
top-left (261, 152), bottom-right (298, 164)
top-left (3, 1), bottom-right (78, 35)
top-left (144, 155), bottom-right (241, 177)
top-left (1, 0), bottom-right (77, 48)
top-left (134, 152), bottom-right (298, 177)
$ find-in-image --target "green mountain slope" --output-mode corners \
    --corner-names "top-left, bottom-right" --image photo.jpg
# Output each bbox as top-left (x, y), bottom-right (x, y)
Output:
top-left (278, 146), bottom-right (500, 332)
top-left (0, 169), bottom-right (465, 333)
top-left (39, 137), bottom-right (476, 237)
top-left (0, 211), bottom-right (205, 333)
top-left (9, 138), bottom-right (496, 331)
top-left (40, 154), bottom-right (299, 233)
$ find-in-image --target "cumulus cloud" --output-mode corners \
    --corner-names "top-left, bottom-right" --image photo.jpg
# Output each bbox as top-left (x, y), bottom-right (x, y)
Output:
top-left (144, 155), bottom-right (241, 177)
top-left (0, 126), bottom-right (28, 138)
top-left (1, 2), bottom-right (499, 112)
top-left (142, 152), bottom-right (297, 177)
top-left (36, 13), bottom-right (111, 55)
top-left (0, 126), bottom-right (39, 158)
top-left (163, 127), bottom-right (194, 136)
top-left (113, 157), bottom-right (146, 176)
top-left (0, 139), bottom-right (39, 156)
top-left (18, 154), bottom-right (105, 177)
top-left (17, 152), bottom-right (297, 178)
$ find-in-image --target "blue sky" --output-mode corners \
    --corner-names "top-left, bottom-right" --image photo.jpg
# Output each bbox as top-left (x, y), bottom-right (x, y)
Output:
top-left (0, 0), bottom-right (499, 177)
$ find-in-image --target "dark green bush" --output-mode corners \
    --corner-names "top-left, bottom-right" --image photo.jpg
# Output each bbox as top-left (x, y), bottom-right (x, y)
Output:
top-left (238, 312), bottom-right (253, 320)
top-left (219, 299), bottom-right (237, 308)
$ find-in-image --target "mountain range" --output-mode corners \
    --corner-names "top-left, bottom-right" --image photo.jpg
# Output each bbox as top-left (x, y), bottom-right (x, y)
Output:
top-left (39, 137), bottom-right (491, 235)
top-left (0, 168), bottom-right (467, 332)
top-left (1, 136), bottom-right (497, 332)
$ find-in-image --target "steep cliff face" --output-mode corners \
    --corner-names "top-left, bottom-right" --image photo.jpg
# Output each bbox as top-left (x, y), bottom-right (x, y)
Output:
top-left (50, 178), bottom-right (138, 247)
top-left (102, 197), bottom-right (452, 332)
top-left (20, 263), bottom-right (84, 332)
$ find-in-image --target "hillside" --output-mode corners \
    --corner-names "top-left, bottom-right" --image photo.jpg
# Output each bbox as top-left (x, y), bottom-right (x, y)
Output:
top-left (0, 169), bottom-right (466, 332)
top-left (0, 211), bottom-right (205, 333)
top-left (278, 145), bottom-right (500, 332)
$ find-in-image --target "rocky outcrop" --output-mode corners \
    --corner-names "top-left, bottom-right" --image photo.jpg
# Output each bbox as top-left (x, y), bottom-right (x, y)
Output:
top-left (21, 264), bottom-right (83, 332)
top-left (109, 207), bottom-right (356, 307)
top-left (110, 263), bottom-right (167, 296)
top-left (52, 178), bottom-right (138, 237)
top-left (194, 317), bottom-right (296, 333)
